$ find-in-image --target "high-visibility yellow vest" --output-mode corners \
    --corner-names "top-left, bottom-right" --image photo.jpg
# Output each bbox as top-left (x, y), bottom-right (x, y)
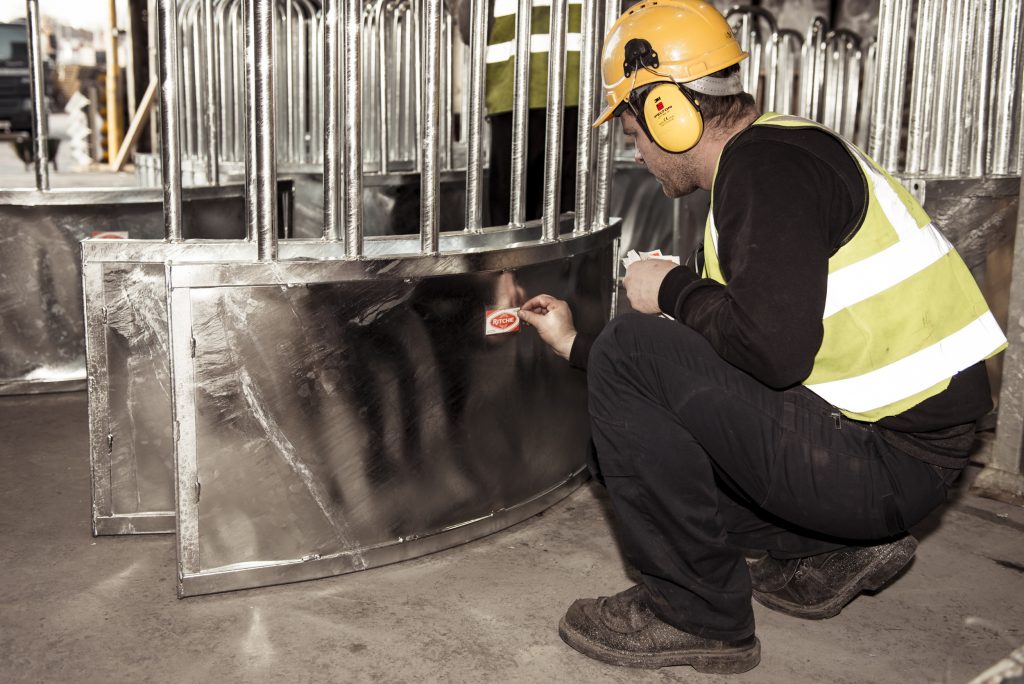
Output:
top-left (485, 0), bottom-right (582, 115)
top-left (702, 113), bottom-right (1007, 422)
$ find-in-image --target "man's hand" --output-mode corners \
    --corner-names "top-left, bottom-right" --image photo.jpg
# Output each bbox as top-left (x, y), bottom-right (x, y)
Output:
top-left (623, 260), bottom-right (677, 314)
top-left (519, 294), bottom-right (577, 360)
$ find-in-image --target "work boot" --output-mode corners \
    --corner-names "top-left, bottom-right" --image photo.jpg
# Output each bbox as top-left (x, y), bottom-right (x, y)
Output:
top-left (557, 584), bottom-right (761, 673)
top-left (750, 535), bottom-right (918, 620)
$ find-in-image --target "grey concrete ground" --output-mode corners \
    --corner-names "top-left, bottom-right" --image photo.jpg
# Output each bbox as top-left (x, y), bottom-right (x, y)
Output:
top-left (2, 390), bottom-right (1023, 683)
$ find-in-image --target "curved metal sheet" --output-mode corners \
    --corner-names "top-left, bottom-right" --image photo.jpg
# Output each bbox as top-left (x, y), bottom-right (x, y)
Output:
top-left (162, 226), bottom-right (618, 595)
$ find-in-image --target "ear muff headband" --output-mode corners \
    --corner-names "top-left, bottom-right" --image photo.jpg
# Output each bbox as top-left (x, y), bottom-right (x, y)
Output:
top-left (631, 81), bottom-right (703, 153)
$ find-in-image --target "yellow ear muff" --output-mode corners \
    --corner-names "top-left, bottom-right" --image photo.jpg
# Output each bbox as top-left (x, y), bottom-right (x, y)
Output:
top-left (641, 83), bottom-right (703, 153)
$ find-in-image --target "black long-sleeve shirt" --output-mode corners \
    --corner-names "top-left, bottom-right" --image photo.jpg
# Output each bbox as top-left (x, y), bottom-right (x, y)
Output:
top-left (573, 123), bottom-right (992, 468)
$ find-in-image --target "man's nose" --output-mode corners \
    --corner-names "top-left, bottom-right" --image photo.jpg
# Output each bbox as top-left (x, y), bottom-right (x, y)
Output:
top-left (634, 148), bottom-right (645, 165)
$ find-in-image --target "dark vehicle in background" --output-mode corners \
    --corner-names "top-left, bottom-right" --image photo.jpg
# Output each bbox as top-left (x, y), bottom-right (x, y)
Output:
top-left (0, 22), bottom-right (32, 133)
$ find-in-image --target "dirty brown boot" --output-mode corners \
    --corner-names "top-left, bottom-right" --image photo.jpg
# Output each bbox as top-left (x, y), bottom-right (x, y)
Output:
top-left (557, 584), bottom-right (760, 673)
top-left (750, 535), bottom-right (918, 620)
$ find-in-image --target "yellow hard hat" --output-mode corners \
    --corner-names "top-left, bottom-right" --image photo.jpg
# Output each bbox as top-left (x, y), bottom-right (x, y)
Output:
top-left (593, 0), bottom-right (748, 128)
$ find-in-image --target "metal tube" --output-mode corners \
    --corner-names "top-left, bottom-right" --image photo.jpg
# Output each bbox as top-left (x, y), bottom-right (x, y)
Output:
top-left (727, 8), bottom-right (779, 112)
top-left (905, 0), bottom-right (933, 174)
top-left (464, 0), bottom-right (488, 231)
top-left (343, 0), bottom-right (364, 256)
top-left (246, 0), bottom-right (278, 260)
top-left (972, 0), bottom-right (997, 176)
top-left (800, 17), bottom-right (827, 120)
top-left (928, 0), bottom-right (956, 175)
top-left (574, 0), bottom-right (599, 233)
top-left (203, 0), bottom-right (220, 183)
top-left (313, 13), bottom-right (324, 162)
top-left (25, 0), bottom-right (49, 191)
top-left (324, 0), bottom-right (341, 240)
top-left (420, 0), bottom-right (442, 253)
top-left (868, 0), bottom-right (892, 164)
top-left (233, 3), bottom-right (245, 162)
top-left (442, 13), bottom-right (453, 170)
top-left (509, 0), bottom-right (534, 227)
top-left (843, 42), bottom-right (861, 140)
top-left (285, 0), bottom-right (295, 161)
top-left (541, 0), bottom-right (569, 241)
top-left (297, 3), bottom-right (309, 164)
top-left (946, 2), bottom-right (974, 176)
top-left (778, 30), bottom-right (802, 115)
top-left (216, 0), bottom-right (231, 162)
top-left (855, 39), bottom-right (876, 151)
top-left (881, 0), bottom-right (911, 172)
top-left (158, 0), bottom-right (183, 240)
top-left (377, 1), bottom-right (389, 173)
top-left (993, 0), bottom-right (1023, 173)
top-left (414, 0), bottom-right (423, 171)
top-left (592, 0), bottom-right (618, 230)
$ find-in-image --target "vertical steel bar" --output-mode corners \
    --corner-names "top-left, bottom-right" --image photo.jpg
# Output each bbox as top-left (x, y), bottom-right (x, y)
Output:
top-left (246, 0), bottom-right (278, 260)
top-left (414, 0), bottom-right (424, 171)
top-left (442, 13), bottom-right (453, 169)
top-left (324, 0), bottom-right (342, 240)
top-left (233, 4), bottom-right (245, 162)
top-left (928, 0), bottom-right (956, 174)
top-left (285, 0), bottom-right (294, 161)
top-left (465, 0), bottom-right (488, 231)
top-left (378, 2), bottom-right (390, 173)
top-left (882, 0), bottom-right (911, 171)
top-left (421, 0), bottom-right (442, 254)
top-left (149, 0), bottom-right (161, 153)
top-left (855, 39), bottom-right (876, 150)
top-left (297, 5), bottom-right (309, 163)
top-left (947, 2), bottom-right (974, 176)
top-left (158, 0), bottom-right (184, 240)
top-left (25, 0), bottom-right (49, 191)
top-left (906, 0), bottom-right (932, 174)
top-left (992, 0), bottom-right (1021, 173)
top-left (509, 0), bottom-right (534, 227)
top-left (868, 0), bottom-right (892, 161)
top-left (592, 0), bottom-right (618, 230)
top-left (204, 0), bottom-right (220, 183)
top-left (344, 0), bottom-right (364, 256)
top-left (574, 0), bottom-right (598, 233)
top-left (843, 43), bottom-right (861, 140)
top-left (973, 0), bottom-right (997, 176)
top-left (541, 0), bottom-right (569, 241)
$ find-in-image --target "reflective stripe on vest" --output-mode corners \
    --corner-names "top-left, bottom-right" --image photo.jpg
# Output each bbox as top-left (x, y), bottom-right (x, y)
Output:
top-left (485, 0), bottom-right (582, 114)
top-left (702, 113), bottom-right (1007, 421)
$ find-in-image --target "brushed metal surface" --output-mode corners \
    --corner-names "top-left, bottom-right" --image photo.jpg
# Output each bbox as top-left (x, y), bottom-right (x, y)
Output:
top-left (0, 192), bottom-right (247, 395)
top-left (165, 227), bottom-right (617, 595)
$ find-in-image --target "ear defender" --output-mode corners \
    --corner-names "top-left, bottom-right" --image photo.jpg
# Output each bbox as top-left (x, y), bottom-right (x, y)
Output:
top-left (640, 82), bottom-right (704, 153)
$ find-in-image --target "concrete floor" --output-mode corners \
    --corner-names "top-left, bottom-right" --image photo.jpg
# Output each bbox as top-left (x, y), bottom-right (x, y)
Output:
top-left (2, 390), bottom-right (1023, 683)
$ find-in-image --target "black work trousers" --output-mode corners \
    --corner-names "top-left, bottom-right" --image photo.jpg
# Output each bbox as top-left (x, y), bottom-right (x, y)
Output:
top-left (587, 314), bottom-right (954, 641)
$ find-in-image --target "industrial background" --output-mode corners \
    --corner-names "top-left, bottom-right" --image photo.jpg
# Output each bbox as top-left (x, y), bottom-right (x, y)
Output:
top-left (1, 0), bottom-right (1023, 681)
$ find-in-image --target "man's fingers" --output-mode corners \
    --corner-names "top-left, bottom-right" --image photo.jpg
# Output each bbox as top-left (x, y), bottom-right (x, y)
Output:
top-left (521, 293), bottom-right (557, 312)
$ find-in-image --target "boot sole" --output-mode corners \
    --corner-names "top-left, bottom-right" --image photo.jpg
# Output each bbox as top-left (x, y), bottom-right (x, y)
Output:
top-left (752, 537), bottom-right (917, 620)
top-left (557, 617), bottom-right (761, 673)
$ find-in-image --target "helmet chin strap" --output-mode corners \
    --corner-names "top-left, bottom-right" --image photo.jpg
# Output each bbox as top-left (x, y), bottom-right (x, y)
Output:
top-left (685, 73), bottom-right (744, 96)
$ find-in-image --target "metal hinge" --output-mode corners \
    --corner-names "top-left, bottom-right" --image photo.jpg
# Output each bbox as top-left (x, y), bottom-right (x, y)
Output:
top-left (107, 433), bottom-right (113, 453)
top-left (173, 420), bottom-right (180, 443)
top-left (195, 480), bottom-right (201, 503)
top-left (190, 337), bottom-right (197, 358)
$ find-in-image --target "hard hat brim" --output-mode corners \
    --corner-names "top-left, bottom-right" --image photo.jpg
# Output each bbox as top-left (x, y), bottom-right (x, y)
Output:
top-left (592, 105), bottom-right (617, 128)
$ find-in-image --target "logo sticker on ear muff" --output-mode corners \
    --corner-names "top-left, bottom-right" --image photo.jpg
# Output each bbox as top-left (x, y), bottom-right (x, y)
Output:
top-left (641, 83), bottom-right (703, 153)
